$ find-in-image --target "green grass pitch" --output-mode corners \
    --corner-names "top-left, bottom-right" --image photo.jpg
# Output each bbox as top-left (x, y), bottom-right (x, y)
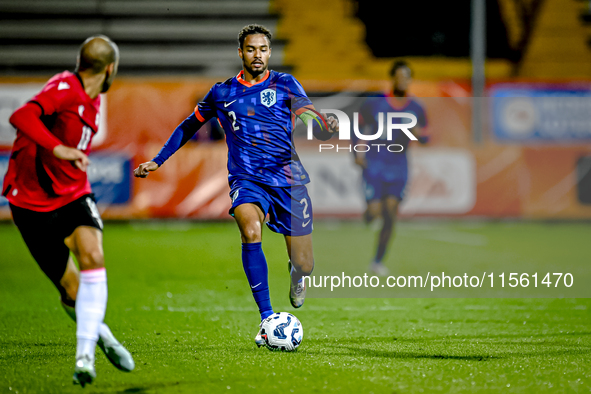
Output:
top-left (0, 220), bottom-right (590, 393)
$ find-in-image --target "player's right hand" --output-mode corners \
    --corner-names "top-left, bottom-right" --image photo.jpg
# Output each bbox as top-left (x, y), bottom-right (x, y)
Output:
top-left (354, 156), bottom-right (367, 169)
top-left (53, 144), bottom-right (89, 172)
top-left (134, 161), bottom-right (159, 178)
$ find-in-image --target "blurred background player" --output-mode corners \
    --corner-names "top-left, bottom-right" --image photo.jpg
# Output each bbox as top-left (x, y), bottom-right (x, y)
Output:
top-left (134, 24), bottom-right (336, 345)
top-left (354, 60), bottom-right (429, 276)
top-left (2, 35), bottom-right (134, 387)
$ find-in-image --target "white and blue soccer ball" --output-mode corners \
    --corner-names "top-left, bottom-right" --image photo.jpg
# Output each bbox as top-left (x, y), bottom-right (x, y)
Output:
top-left (260, 312), bottom-right (303, 352)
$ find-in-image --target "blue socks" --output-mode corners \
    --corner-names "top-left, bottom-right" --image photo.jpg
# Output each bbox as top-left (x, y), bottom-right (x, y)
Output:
top-left (242, 242), bottom-right (273, 320)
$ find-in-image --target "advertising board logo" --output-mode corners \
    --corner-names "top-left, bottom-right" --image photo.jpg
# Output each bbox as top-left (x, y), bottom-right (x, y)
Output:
top-left (501, 98), bottom-right (536, 139)
top-left (306, 109), bottom-right (417, 152)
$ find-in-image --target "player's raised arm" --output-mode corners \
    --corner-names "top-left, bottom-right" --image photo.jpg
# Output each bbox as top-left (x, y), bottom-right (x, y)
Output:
top-left (134, 111), bottom-right (209, 178)
top-left (135, 86), bottom-right (217, 178)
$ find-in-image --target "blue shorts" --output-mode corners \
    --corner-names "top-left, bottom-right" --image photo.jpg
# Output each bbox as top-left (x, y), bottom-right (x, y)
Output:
top-left (229, 179), bottom-right (313, 236)
top-left (363, 175), bottom-right (407, 202)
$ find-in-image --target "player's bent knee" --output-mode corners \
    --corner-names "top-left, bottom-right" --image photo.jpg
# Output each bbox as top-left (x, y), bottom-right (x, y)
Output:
top-left (64, 234), bottom-right (76, 252)
top-left (241, 226), bottom-right (262, 243)
top-left (78, 249), bottom-right (105, 271)
top-left (368, 205), bottom-right (381, 219)
top-left (385, 199), bottom-right (400, 215)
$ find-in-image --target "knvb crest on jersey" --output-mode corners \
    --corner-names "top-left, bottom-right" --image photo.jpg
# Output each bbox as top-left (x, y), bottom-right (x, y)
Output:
top-left (261, 89), bottom-right (276, 107)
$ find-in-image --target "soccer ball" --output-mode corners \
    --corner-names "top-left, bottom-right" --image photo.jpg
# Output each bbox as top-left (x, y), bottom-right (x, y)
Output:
top-left (260, 312), bottom-right (303, 352)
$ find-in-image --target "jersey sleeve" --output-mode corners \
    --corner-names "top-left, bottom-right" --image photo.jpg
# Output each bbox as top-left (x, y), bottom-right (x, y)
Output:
top-left (9, 102), bottom-right (63, 151)
top-left (193, 86), bottom-right (217, 122)
top-left (284, 74), bottom-right (313, 114)
top-left (284, 75), bottom-right (333, 141)
top-left (152, 112), bottom-right (207, 166)
top-left (29, 78), bottom-right (74, 116)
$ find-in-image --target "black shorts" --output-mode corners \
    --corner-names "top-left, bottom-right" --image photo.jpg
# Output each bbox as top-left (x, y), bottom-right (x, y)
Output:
top-left (10, 194), bottom-right (103, 287)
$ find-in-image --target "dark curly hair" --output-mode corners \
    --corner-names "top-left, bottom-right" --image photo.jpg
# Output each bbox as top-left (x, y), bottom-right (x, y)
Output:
top-left (389, 60), bottom-right (412, 77)
top-left (238, 24), bottom-right (272, 49)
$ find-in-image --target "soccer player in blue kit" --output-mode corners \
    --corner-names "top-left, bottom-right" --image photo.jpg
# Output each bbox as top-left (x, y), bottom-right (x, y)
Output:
top-left (354, 60), bottom-right (429, 276)
top-left (134, 24), bottom-right (337, 345)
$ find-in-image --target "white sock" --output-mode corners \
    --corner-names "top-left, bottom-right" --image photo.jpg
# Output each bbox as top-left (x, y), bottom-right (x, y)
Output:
top-left (76, 268), bottom-right (107, 360)
top-left (62, 299), bottom-right (116, 345)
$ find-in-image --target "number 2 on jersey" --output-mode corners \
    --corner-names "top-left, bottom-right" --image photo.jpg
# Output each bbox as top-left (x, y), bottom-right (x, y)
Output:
top-left (228, 111), bottom-right (240, 131)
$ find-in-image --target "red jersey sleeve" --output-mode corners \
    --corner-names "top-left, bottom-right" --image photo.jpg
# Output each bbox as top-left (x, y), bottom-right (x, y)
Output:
top-left (9, 103), bottom-right (63, 151)
top-left (9, 74), bottom-right (79, 151)
top-left (31, 77), bottom-right (75, 116)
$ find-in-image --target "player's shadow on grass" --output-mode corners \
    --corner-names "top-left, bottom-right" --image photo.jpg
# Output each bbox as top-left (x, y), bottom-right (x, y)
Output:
top-left (338, 347), bottom-right (498, 361)
top-left (337, 345), bottom-right (589, 361)
top-left (308, 333), bottom-right (591, 360)
top-left (305, 337), bottom-right (497, 360)
top-left (386, 331), bottom-right (591, 343)
top-left (118, 382), bottom-right (183, 393)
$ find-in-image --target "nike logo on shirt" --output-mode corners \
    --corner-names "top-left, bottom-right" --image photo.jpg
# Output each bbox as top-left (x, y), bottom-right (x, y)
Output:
top-left (224, 100), bottom-right (237, 107)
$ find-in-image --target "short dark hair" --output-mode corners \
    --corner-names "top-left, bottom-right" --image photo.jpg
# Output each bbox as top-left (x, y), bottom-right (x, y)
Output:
top-left (238, 24), bottom-right (272, 49)
top-left (389, 60), bottom-right (412, 77)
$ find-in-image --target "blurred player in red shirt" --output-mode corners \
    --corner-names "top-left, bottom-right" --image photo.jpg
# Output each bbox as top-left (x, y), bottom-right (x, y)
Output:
top-left (2, 35), bottom-right (134, 387)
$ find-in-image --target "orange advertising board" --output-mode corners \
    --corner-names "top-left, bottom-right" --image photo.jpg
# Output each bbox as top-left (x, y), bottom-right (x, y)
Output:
top-left (1, 77), bottom-right (591, 219)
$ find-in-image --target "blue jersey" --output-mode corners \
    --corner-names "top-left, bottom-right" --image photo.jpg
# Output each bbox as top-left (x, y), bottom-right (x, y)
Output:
top-left (358, 95), bottom-right (427, 181)
top-left (195, 70), bottom-right (312, 187)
